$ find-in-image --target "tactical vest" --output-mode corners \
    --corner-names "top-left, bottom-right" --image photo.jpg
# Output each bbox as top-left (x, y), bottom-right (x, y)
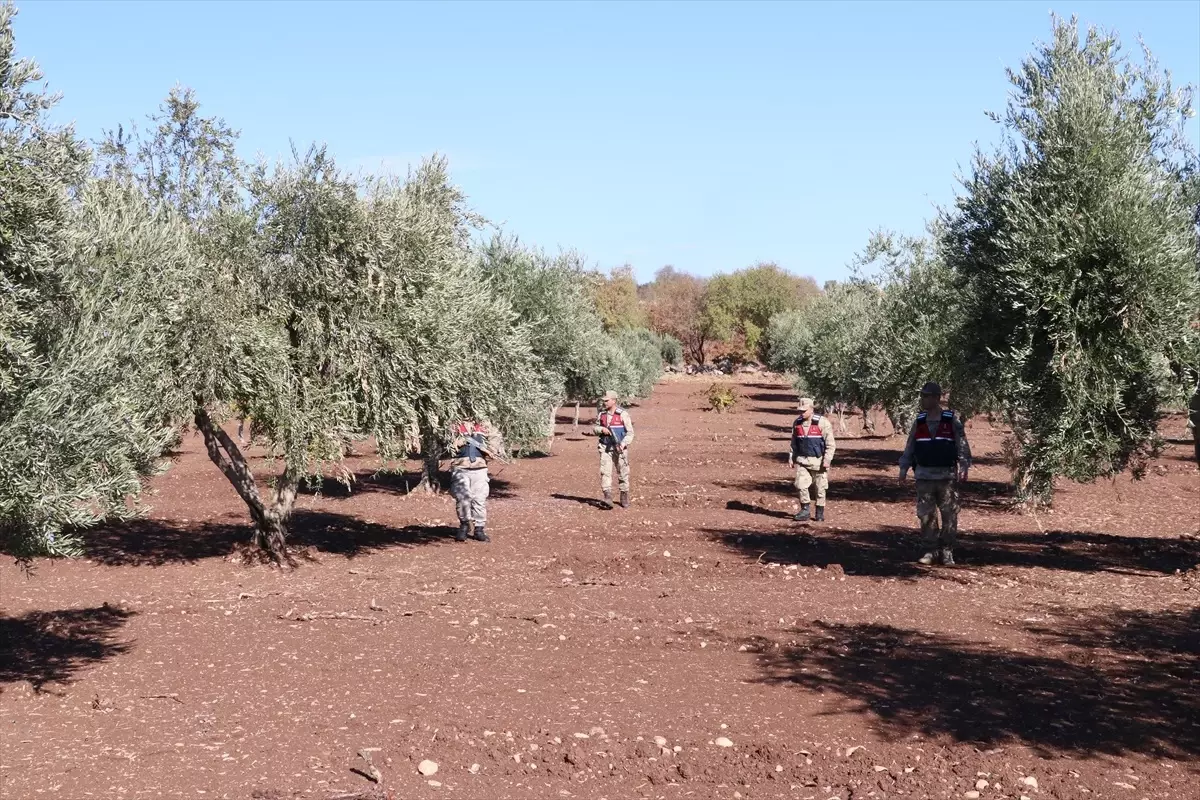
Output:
top-left (913, 410), bottom-right (957, 468)
top-left (454, 422), bottom-right (486, 462)
top-left (792, 415), bottom-right (826, 459)
top-left (599, 410), bottom-right (627, 448)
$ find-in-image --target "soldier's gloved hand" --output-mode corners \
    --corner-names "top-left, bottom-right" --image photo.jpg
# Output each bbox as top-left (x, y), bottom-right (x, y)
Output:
top-left (787, 455), bottom-right (794, 468)
top-left (822, 459), bottom-right (832, 471)
top-left (898, 468), bottom-right (908, 481)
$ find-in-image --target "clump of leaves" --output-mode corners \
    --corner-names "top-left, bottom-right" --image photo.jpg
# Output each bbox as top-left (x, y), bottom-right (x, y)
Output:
top-left (707, 383), bottom-right (740, 413)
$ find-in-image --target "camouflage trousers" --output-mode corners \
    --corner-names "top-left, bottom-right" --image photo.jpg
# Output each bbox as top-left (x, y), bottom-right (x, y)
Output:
top-left (915, 479), bottom-right (959, 549)
top-left (599, 447), bottom-right (630, 493)
top-left (793, 462), bottom-right (828, 506)
top-left (450, 467), bottom-right (489, 526)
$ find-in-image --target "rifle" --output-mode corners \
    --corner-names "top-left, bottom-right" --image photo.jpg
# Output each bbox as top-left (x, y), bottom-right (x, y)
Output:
top-left (451, 430), bottom-right (512, 465)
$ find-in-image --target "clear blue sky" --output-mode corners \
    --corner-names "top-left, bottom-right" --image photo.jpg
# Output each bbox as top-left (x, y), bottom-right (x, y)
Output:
top-left (12, 0), bottom-right (1200, 284)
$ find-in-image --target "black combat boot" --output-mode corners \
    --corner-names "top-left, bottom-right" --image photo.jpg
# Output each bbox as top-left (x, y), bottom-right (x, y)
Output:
top-left (472, 526), bottom-right (490, 542)
top-left (793, 504), bottom-right (811, 522)
top-left (602, 491), bottom-right (614, 510)
top-left (455, 522), bottom-right (469, 542)
top-left (620, 491), bottom-right (630, 509)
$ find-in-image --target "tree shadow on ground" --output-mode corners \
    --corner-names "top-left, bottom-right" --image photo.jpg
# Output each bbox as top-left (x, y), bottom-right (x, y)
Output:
top-left (297, 471), bottom-right (515, 500)
top-left (721, 477), bottom-right (912, 504)
top-left (743, 609), bottom-right (1200, 758)
top-left (291, 511), bottom-right (457, 556)
top-left (705, 524), bottom-right (1200, 577)
top-left (721, 477), bottom-right (1013, 508)
top-left (724, 500), bottom-right (795, 520)
top-left (551, 493), bottom-right (610, 510)
top-left (750, 406), bottom-right (799, 417)
top-left (79, 510), bottom-right (457, 567)
top-left (758, 445), bottom-right (1009, 471)
top-left (0, 605), bottom-right (134, 694)
top-left (747, 392), bottom-right (796, 404)
top-left (704, 526), bottom-right (926, 577)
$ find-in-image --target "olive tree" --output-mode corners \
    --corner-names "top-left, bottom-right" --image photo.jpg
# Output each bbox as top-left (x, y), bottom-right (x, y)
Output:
top-left (613, 328), bottom-right (667, 397)
top-left (764, 282), bottom-right (882, 432)
top-left (362, 163), bottom-right (551, 484)
top-left (479, 235), bottom-right (610, 436)
top-left (0, 3), bottom-right (181, 559)
top-left (942, 16), bottom-right (1200, 504)
top-left (852, 229), bottom-right (966, 434)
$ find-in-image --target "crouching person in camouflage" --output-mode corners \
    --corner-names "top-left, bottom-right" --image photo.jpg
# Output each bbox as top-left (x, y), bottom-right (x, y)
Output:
top-left (449, 419), bottom-right (503, 542)
top-left (789, 397), bottom-right (836, 521)
top-left (898, 382), bottom-right (971, 565)
top-left (594, 390), bottom-right (635, 509)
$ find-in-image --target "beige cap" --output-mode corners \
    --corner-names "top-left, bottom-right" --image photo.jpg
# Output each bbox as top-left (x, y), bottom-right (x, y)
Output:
top-left (602, 390), bottom-right (619, 401)
top-left (797, 397), bottom-right (814, 410)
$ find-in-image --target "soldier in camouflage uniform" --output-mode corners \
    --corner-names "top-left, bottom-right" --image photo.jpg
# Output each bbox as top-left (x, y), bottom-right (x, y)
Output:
top-left (789, 397), bottom-right (836, 521)
top-left (594, 390), bottom-right (635, 509)
top-left (448, 419), bottom-right (503, 542)
top-left (899, 382), bottom-right (972, 565)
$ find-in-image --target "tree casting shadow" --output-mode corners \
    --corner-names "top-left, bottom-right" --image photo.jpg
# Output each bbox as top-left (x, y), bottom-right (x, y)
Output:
top-left (745, 609), bottom-right (1199, 758)
top-left (0, 605), bottom-right (134, 694)
top-left (80, 509), bottom-right (458, 567)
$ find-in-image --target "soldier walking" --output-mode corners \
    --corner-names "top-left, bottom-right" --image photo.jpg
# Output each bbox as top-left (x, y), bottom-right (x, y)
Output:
top-left (448, 419), bottom-right (503, 542)
top-left (898, 382), bottom-right (972, 565)
top-left (594, 390), bottom-right (635, 509)
top-left (789, 397), bottom-right (836, 521)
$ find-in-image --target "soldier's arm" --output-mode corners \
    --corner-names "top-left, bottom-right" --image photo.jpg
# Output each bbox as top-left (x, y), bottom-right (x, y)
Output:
top-left (592, 414), bottom-right (607, 437)
top-left (898, 422), bottom-right (918, 477)
top-left (789, 418), bottom-right (800, 457)
top-left (621, 409), bottom-right (635, 447)
top-left (954, 417), bottom-right (972, 470)
top-left (483, 423), bottom-right (504, 457)
top-left (820, 416), bottom-right (836, 467)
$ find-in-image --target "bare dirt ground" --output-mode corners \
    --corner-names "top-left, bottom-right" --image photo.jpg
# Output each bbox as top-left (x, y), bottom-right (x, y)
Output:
top-left (2, 376), bottom-right (1198, 800)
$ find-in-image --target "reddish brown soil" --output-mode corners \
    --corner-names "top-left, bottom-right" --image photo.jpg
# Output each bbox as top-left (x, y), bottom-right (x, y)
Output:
top-left (2, 376), bottom-right (1198, 800)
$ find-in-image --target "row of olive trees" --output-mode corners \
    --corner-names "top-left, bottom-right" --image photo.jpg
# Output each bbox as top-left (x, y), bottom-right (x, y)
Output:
top-left (477, 235), bottom-right (668, 440)
top-left (0, 2), bottom-right (665, 564)
top-left (766, 16), bottom-right (1200, 507)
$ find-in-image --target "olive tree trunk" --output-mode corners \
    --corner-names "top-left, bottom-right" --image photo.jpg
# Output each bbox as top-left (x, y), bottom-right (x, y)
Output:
top-left (193, 406), bottom-right (300, 565)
